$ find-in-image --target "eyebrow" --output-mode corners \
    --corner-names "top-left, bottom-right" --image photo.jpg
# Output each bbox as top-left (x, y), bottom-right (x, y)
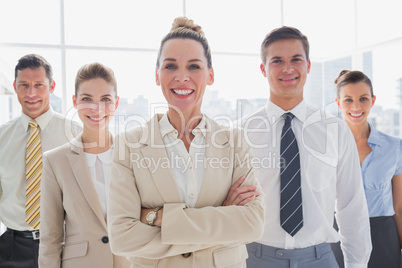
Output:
top-left (18, 80), bottom-right (46, 83)
top-left (270, 54), bottom-right (305, 60)
top-left (79, 93), bottom-right (112, 97)
top-left (163, 58), bottom-right (202, 63)
top-left (343, 93), bottom-right (370, 98)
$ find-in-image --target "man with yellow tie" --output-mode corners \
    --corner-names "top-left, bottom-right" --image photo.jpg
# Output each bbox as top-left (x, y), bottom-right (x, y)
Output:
top-left (0, 54), bottom-right (81, 267)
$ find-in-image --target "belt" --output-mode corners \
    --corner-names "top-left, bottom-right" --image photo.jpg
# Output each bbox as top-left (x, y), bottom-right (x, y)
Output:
top-left (248, 242), bottom-right (331, 260)
top-left (6, 228), bottom-right (40, 240)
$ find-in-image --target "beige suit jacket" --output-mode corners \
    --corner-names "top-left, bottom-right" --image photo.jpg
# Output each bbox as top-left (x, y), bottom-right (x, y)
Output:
top-left (39, 135), bottom-right (130, 268)
top-left (108, 114), bottom-right (265, 268)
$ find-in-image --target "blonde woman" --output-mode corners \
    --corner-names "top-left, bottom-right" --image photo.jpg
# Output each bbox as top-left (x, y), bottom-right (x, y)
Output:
top-left (108, 17), bottom-right (265, 268)
top-left (335, 70), bottom-right (402, 268)
top-left (39, 63), bottom-right (129, 267)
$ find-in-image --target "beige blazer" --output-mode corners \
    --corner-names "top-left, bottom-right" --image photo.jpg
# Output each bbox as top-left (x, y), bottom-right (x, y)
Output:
top-left (39, 135), bottom-right (130, 268)
top-left (108, 114), bottom-right (265, 268)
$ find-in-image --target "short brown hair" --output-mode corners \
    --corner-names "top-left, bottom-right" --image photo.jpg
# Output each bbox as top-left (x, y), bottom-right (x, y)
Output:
top-left (156, 17), bottom-right (212, 69)
top-left (74, 62), bottom-right (117, 96)
top-left (260, 26), bottom-right (309, 65)
top-left (334, 70), bottom-right (374, 98)
top-left (15, 54), bottom-right (53, 82)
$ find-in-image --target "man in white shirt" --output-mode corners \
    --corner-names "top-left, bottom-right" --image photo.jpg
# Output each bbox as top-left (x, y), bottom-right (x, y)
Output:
top-left (0, 54), bottom-right (81, 267)
top-left (240, 27), bottom-right (372, 268)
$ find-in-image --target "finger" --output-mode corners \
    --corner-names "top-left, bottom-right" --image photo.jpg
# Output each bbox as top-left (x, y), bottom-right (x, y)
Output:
top-left (226, 186), bottom-right (258, 205)
top-left (237, 195), bottom-right (256, 206)
top-left (225, 177), bottom-right (246, 204)
top-left (232, 191), bottom-right (259, 206)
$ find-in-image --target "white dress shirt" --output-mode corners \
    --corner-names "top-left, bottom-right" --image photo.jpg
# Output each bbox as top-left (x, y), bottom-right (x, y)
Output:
top-left (159, 113), bottom-right (206, 208)
top-left (239, 100), bottom-right (372, 268)
top-left (84, 147), bottom-right (113, 219)
top-left (0, 108), bottom-right (82, 231)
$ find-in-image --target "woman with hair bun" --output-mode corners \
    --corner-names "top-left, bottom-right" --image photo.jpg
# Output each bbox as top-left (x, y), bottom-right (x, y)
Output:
top-left (108, 17), bottom-right (264, 268)
top-left (39, 63), bottom-right (130, 267)
top-left (335, 70), bottom-right (402, 268)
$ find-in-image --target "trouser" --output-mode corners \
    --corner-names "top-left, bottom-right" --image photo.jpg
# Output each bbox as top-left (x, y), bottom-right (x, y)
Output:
top-left (246, 242), bottom-right (339, 268)
top-left (0, 228), bottom-right (39, 268)
top-left (332, 215), bottom-right (401, 268)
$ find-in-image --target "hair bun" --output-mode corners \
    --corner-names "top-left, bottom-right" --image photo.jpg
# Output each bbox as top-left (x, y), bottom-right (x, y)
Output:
top-left (171, 17), bottom-right (205, 36)
top-left (334, 69), bottom-right (350, 84)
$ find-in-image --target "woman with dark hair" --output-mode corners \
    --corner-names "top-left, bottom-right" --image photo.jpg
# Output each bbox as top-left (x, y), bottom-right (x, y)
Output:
top-left (335, 70), bottom-right (402, 268)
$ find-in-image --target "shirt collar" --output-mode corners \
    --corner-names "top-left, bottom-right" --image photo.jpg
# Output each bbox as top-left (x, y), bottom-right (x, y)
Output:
top-left (159, 113), bottom-right (207, 139)
top-left (160, 113), bottom-right (177, 138)
top-left (85, 147), bottom-right (113, 167)
top-left (264, 99), bottom-right (307, 124)
top-left (20, 107), bottom-right (54, 132)
top-left (367, 123), bottom-right (381, 147)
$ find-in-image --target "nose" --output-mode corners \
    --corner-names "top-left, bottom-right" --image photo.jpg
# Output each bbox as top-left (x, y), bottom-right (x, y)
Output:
top-left (175, 69), bottom-right (190, 82)
top-left (26, 84), bottom-right (37, 97)
top-left (90, 101), bottom-right (105, 112)
top-left (282, 62), bottom-right (294, 74)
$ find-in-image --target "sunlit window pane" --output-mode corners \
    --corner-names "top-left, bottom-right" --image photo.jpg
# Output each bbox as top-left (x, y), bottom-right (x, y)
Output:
top-left (64, 0), bottom-right (183, 48)
top-left (357, 0), bottom-right (402, 47)
top-left (0, 0), bottom-right (60, 44)
top-left (283, 0), bottom-right (355, 58)
top-left (187, 0), bottom-right (282, 54)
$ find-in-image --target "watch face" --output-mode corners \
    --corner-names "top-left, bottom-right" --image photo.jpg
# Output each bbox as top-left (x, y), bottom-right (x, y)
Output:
top-left (146, 211), bottom-right (156, 221)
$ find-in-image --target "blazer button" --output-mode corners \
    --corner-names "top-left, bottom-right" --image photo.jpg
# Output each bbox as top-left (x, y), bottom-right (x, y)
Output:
top-left (182, 253), bottom-right (192, 258)
top-left (102, 236), bottom-right (109, 244)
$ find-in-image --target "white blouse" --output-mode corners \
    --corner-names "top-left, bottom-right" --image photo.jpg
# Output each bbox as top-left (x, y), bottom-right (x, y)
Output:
top-left (84, 147), bottom-right (113, 219)
top-left (159, 113), bottom-right (206, 208)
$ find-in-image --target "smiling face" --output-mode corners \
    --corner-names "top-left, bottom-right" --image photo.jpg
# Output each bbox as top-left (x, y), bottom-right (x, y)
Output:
top-left (260, 39), bottom-right (310, 109)
top-left (13, 67), bottom-right (55, 118)
top-left (155, 38), bottom-right (214, 116)
top-left (336, 81), bottom-right (376, 126)
top-left (73, 78), bottom-right (119, 133)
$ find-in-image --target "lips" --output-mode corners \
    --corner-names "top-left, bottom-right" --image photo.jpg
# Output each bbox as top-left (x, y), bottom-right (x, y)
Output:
top-left (279, 77), bottom-right (298, 82)
top-left (87, 116), bottom-right (106, 122)
top-left (26, 100), bottom-right (40, 104)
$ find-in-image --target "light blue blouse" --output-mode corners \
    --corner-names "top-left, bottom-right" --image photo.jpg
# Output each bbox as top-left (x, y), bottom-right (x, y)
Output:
top-left (362, 124), bottom-right (402, 217)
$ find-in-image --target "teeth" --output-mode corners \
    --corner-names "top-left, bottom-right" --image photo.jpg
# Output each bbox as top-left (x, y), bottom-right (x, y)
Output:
top-left (89, 117), bottom-right (104, 121)
top-left (350, 113), bottom-right (363, 117)
top-left (27, 100), bottom-right (39, 103)
top-left (280, 77), bottom-right (297, 81)
top-left (173, 89), bottom-right (194, 95)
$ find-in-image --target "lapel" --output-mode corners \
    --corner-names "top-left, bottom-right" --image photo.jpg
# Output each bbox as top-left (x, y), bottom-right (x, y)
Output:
top-left (67, 135), bottom-right (107, 230)
top-left (195, 116), bottom-right (230, 207)
top-left (139, 114), bottom-right (182, 203)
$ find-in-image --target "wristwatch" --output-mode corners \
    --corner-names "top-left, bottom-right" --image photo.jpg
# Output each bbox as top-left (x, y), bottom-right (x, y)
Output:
top-left (146, 206), bottom-right (162, 226)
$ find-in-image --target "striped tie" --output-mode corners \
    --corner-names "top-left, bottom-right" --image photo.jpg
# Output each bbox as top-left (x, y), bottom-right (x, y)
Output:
top-left (25, 120), bottom-right (42, 229)
top-left (280, 113), bottom-right (303, 236)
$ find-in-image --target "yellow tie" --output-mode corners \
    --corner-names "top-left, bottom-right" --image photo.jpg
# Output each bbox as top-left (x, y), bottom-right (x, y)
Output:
top-left (25, 120), bottom-right (42, 229)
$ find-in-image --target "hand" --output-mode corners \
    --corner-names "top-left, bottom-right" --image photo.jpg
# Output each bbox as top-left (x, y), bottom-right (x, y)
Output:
top-left (223, 176), bottom-right (259, 206)
top-left (141, 207), bottom-right (163, 227)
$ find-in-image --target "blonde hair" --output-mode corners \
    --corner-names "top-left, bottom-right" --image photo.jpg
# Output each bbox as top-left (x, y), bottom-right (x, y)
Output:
top-left (156, 17), bottom-right (212, 69)
top-left (74, 62), bottom-right (117, 96)
top-left (334, 70), bottom-right (373, 98)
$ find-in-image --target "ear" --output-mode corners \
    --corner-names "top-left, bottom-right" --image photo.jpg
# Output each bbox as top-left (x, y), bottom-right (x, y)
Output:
top-left (335, 97), bottom-right (342, 110)
top-left (13, 81), bottom-right (17, 92)
top-left (371, 95), bottom-right (376, 107)
top-left (72, 95), bottom-right (78, 109)
top-left (114, 96), bottom-right (120, 110)
top-left (260, 63), bottom-right (267, 77)
top-left (155, 69), bottom-right (161, 86)
top-left (207, 68), bottom-right (214, 86)
top-left (49, 80), bottom-right (56, 93)
top-left (307, 60), bottom-right (311, 74)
